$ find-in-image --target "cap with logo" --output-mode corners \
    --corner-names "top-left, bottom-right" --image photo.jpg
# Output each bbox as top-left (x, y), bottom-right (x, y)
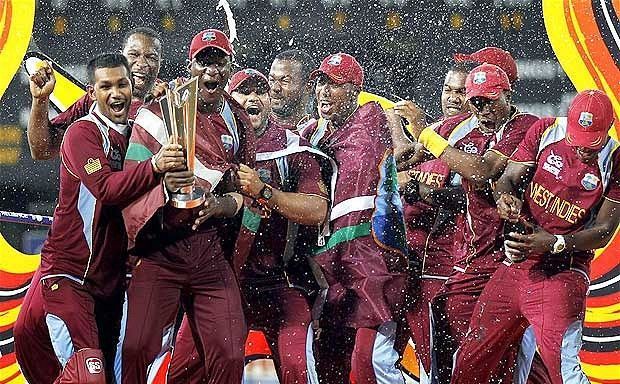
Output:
top-left (228, 68), bottom-right (269, 93)
top-left (454, 47), bottom-right (518, 84)
top-left (566, 89), bottom-right (614, 149)
top-left (189, 29), bottom-right (234, 59)
top-left (309, 52), bottom-right (364, 87)
top-left (465, 64), bottom-right (512, 101)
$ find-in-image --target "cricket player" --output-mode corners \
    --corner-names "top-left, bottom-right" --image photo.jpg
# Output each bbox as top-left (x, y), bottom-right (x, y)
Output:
top-left (115, 29), bottom-right (256, 384)
top-left (14, 52), bottom-right (184, 384)
top-left (452, 90), bottom-right (619, 384)
top-left (299, 52), bottom-right (409, 383)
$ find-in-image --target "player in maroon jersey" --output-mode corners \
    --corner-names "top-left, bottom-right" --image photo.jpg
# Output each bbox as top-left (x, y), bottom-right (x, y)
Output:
top-left (116, 29), bottom-right (256, 384)
top-left (394, 63), bottom-right (540, 383)
top-left (297, 52), bottom-right (408, 384)
top-left (395, 61), bottom-right (469, 381)
top-left (452, 90), bottom-right (619, 384)
top-left (14, 53), bottom-right (184, 384)
top-left (233, 69), bottom-right (328, 384)
top-left (26, 27), bottom-right (164, 160)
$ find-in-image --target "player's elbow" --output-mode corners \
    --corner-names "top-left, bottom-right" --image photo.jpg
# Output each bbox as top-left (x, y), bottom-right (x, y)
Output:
top-left (299, 198), bottom-right (329, 226)
top-left (29, 144), bottom-right (55, 160)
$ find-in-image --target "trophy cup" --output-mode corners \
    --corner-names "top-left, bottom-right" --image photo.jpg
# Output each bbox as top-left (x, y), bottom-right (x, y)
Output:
top-left (159, 77), bottom-right (206, 209)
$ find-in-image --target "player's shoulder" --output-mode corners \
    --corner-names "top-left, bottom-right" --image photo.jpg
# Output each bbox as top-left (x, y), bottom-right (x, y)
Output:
top-left (437, 112), bottom-right (472, 136)
top-left (506, 109), bottom-right (540, 130)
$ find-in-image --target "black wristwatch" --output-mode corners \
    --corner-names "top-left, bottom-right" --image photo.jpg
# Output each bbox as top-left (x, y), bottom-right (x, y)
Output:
top-left (257, 184), bottom-right (273, 205)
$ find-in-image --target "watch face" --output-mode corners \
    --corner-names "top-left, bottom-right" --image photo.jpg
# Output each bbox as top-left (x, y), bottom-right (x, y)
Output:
top-left (261, 185), bottom-right (272, 199)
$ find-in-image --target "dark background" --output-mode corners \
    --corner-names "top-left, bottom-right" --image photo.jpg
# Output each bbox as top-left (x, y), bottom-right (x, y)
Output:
top-left (0, 0), bottom-right (574, 250)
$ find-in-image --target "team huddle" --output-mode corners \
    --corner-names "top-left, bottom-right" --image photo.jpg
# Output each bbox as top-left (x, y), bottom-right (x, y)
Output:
top-left (13, 26), bottom-right (619, 384)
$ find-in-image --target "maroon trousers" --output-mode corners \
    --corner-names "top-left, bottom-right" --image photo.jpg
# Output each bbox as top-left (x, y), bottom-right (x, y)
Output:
top-left (404, 277), bottom-right (445, 380)
top-left (15, 270), bottom-right (122, 384)
top-left (451, 263), bottom-right (589, 384)
top-left (168, 286), bottom-right (316, 384)
top-left (116, 254), bottom-right (246, 384)
top-left (430, 266), bottom-right (496, 383)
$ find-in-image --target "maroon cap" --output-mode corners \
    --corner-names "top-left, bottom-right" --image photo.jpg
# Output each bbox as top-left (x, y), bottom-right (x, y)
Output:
top-left (465, 64), bottom-right (511, 101)
top-left (228, 68), bottom-right (269, 92)
top-left (566, 90), bottom-right (614, 149)
top-left (454, 47), bottom-right (518, 84)
top-left (189, 29), bottom-right (234, 59)
top-left (309, 53), bottom-right (364, 87)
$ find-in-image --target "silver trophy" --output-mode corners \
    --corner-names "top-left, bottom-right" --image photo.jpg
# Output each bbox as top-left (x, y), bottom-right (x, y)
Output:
top-left (159, 77), bottom-right (205, 209)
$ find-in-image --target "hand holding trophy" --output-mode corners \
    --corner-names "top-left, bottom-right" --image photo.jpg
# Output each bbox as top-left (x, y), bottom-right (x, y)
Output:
top-left (160, 77), bottom-right (206, 208)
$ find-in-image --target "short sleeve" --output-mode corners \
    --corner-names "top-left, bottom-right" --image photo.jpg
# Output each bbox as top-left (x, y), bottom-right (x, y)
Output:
top-left (510, 119), bottom-right (552, 164)
top-left (291, 152), bottom-right (328, 198)
top-left (605, 153), bottom-right (620, 202)
top-left (491, 114), bottom-right (539, 158)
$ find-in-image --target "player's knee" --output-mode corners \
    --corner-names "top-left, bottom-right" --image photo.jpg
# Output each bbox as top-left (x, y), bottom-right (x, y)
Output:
top-left (54, 348), bottom-right (106, 384)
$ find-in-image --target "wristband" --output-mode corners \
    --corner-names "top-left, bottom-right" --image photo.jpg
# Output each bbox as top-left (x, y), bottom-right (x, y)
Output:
top-left (418, 127), bottom-right (449, 158)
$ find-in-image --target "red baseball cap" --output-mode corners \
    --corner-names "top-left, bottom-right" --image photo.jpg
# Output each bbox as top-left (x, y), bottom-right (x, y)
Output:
top-left (309, 52), bottom-right (364, 87)
top-left (189, 29), bottom-right (234, 59)
top-left (465, 64), bottom-right (511, 101)
top-left (454, 47), bottom-right (518, 84)
top-left (566, 90), bottom-right (614, 149)
top-left (228, 68), bottom-right (269, 92)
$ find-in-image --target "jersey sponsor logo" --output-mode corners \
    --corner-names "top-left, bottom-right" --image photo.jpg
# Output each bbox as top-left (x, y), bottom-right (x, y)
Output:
top-left (109, 146), bottom-right (122, 170)
top-left (578, 112), bottom-right (594, 128)
top-left (84, 158), bottom-right (102, 175)
top-left (202, 31), bottom-right (216, 41)
top-left (542, 150), bottom-right (563, 179)
top-left (410, 169), bottom-right (445, 188)
top-left (328, 54), bottom-right (343, 66)
top-left (581, 172), bottom-right (599, 191)
top-left (221, 134), bottom-right (233, 150)
top-left (473, 71), bottom-right (487, 84)
top-left (529, 182), bottom-right (586, 224)
top-left (257, 168), bottom-right (271, 183)
top-left (85, 357), bottom-right (103, 374)
top-left (462, 142), bottom-right (479, 154)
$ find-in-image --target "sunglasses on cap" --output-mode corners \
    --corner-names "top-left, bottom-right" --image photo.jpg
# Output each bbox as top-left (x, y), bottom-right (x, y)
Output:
top-left (469, 97), bottom-right (495, 112)
top-left (234, 82), bottom-right (270, 96)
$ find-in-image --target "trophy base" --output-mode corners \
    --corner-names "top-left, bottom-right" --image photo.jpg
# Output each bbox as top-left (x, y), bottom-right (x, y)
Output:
top-left (170, 187), bottom-right (206, 209)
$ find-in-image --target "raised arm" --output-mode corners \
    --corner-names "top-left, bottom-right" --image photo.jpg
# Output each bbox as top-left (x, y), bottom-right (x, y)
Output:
top-left (394, 100), bottom-right (511, 183)
top-left (27, 61), bottom-right (63, 159)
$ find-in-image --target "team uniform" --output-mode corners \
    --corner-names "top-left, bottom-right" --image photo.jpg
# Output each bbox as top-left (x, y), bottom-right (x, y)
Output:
top-left (452, 117), bottom-right (620, 384)
top-left (401, 154), bottom-right (465, 381)
top-left (299, 102), bottom-right (409, 384)
top-left (14, 105), bottom-right (161, 383)
top-left (429, 109), bottom-right (539, 383)
top-left (14, 95), bottom-right (145, 384)
top-left (169, 120), bottom-right (330, 383)
top-left (115, 92), bottom-right (255, 384)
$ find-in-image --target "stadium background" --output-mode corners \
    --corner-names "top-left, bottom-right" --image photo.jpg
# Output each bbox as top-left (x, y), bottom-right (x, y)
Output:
top-left (3, 0), bottom-right (620, 383)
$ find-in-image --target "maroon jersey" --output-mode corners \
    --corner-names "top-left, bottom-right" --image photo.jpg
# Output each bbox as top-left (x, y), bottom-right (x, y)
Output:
top-left (511, 117), bottom-right (620, 272)
top-left (240, 121), bottom-right (327, 283)
top-left (50, 94), bottom-right (143, 135)
top-left (40, 106), bottom-right (159, 298)
top-left (405, 115), bottom-right (468, 277)
top-left (436, 109), bottom-right (539, 270)
top-left (123, 93), bottom-right (256, 265)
